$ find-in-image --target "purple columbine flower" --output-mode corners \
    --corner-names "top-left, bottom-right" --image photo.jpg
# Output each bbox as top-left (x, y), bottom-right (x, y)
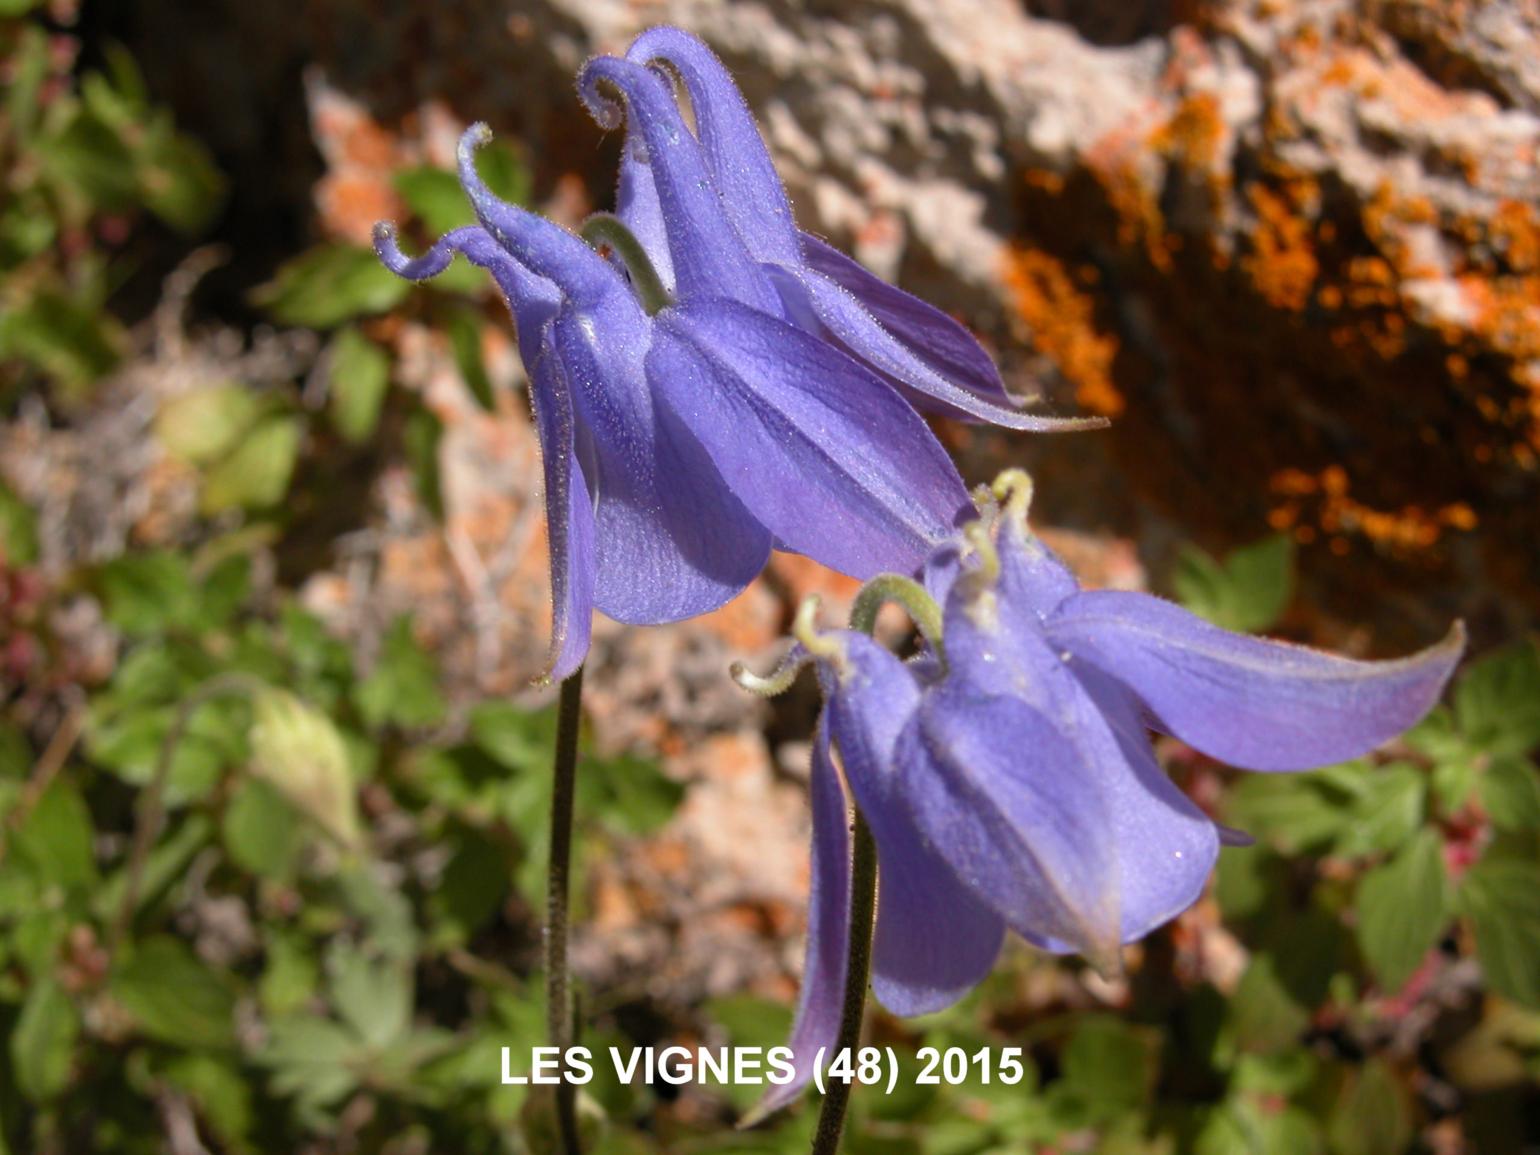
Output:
top-left (608, 27), bottom-right (1088, 429)
top-left (376, 35), bottom-right (1098, 682)
top-left (749, 470), bottom-right (1463, 1115)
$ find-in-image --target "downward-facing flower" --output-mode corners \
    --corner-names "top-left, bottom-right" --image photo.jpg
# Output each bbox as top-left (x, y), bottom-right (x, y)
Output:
top-left (374, 51), bottom-right (1008, 680)
top-left (593, 27), bottom-right (1105, 432)
top-left (747, 471), bottom-right (1464, 1115)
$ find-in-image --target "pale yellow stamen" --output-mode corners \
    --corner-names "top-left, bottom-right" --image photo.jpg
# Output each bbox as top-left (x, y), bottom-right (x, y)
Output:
top-left (990, 468), bottom-right (1035, 525)
top-left (791, 595), bottom-right (844, 663)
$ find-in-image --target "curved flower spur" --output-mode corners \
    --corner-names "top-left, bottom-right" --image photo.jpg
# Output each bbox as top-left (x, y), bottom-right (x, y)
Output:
top-left (375, 30), bottom-right (1103, 681)
top-left (609, 27), bottom-right (1104, 430)
top-left (741, 470), bottom-right (1464, 1117)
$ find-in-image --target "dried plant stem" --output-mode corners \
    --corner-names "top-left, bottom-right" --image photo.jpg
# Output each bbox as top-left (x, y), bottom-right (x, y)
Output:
top-left (110, 672), bottom-right (264, 955)
top-left (810, 808), bottom-right (878, 1155)
top-left (547, 666), bottom-right (586, 1155)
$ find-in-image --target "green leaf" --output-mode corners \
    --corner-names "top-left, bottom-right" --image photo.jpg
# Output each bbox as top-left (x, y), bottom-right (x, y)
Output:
top-left (470, 701), bottom-right (556, 772)
top-left (10, 979), bottom-right (78, 1102)
top-left (1196, 1098), bottom-right (1323, 1155)
top-left (253, 244), bottom-right (409, 329)
top-left (3, 23), bottom-right (47, 144)
top-left (328, 327), bottom-right (392, 443)
top-left (1334, 764), bottom-right (1426, 857)
top-left (92, 549), bottom-right (199, 634)
top-left (586, 753), bottom-right (684, 837)
top-left (200, 552), bottom-right (254, 627)
top-left (403, 404), bottom-right (445, 519)
top-left (41, 108), bottom-right (138, 209)
top-left (1225, 770), bottom-right (1357, 855)
top-left (260, 1015), bottom-right (364, 1110)
top-left (1480, 756), bottom-right (1540, 832)
top-left (159, 1053), bottom-right (253, 1148)
top-left (472, 139), bottom-right (532, 206)
top-left (427, 826), bottom-right (508, 945)
top-left (329, 944), bottom-right (412, 1050)
top-left (110, 936), bottom-right (237, 1048)
top-left (1215, 843), bottom-right (1291, 923)
top-left (249, 688), bottom-right (362, 850)
top-left (445, 306), bottom-right (496, 410)
top-left (355, 616), bottom-right (446, 730)
top-left (223, 777), bottom-right (307, 879)
top-left (200, 414), bottom-right (302, 513)
top-left (1458, 846), bottom-right (1540, 1008)
top-left (0, 482), bottom-right (39, 565)
top-left (155, 383), bottom-right (266, 465)
top-left (392, 166), bottom-right (475, 236)
top-left (260, 931), bottom-right (320, 1019)
top-left (1172, 535), bottom-right (1294, 633)
top-left (1056, 1016), bottom-right (1156, 1120)
top-left (333, 864), bottom-right (418, 960)
top-left (12, 782), bottom-right (98, 893)
top-left (135, 122), bottom-right (225, 234)
top-left (1355, 829), bottom-right (1449, 991)
top-left (1326, 1059), bottom-right (1412, 1155)
top-left (1431, 754), bottom-right (1478, 816)
top-left (88, 698), bottom-right (242, 806)
top-left (0, 289), bottom-right (124, 392)
top-left (1455, 638), bottom-right (1540, 757)
top-left (94, 815), bottom-right (213, 923)
top-left (1229, 953), bottom-right (1311, 1053)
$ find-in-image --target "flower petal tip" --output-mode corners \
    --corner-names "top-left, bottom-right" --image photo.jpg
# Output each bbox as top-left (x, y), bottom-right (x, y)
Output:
top-left (576, 59), bottom-right (626, 130)
top-left (1086, 942), bottom-right (1126, 984)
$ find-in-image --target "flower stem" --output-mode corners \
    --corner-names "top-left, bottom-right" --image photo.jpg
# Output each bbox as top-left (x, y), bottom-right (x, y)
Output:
top-left (548, 665), bottom-right (585, 1155)
top-left (810, 809), bottom-right (878, 1155)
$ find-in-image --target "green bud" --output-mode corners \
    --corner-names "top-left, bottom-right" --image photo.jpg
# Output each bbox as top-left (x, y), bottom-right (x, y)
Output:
top-left (249, 688), bottom-right (361, 852)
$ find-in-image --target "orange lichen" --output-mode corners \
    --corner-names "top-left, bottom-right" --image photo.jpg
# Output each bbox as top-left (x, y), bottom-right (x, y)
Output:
top-left (1490, 201), bottom-right (1540, 275)
top-left (1268, 466), bottom-right (1477, 555)
top-left (1023, 168), bottom-right (1066, 196)
top-left (1243, 184), bottom-right (1319, 312)
top-left (1152, 92), bottom-right (1226, 173)
top-left (1002, 246), bottom-right (1124, 417)
top-left (1094, 155), bottom-right (1175, 273)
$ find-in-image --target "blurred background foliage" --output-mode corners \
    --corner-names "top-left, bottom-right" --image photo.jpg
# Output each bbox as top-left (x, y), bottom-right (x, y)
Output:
top-left (1, 2), bottom-right (1538, 1153)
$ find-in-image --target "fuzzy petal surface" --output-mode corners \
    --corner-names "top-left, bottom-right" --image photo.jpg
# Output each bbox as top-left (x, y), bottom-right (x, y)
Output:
top-left (647, 301), bottom-right (970, 579)
top-left (800, 233), bottom-right (1015, 410)
top-left (747, 721), bottom-right (851, 1121)
top-left (894, 681), bottom-right (1122, 965)
top-left (627, 27), bottom-right (801, 267)
top-left (823, 636), bottom-right (1004, 1016)
top-left (614, 139), bottom-right (676, 295)
top-left (770, 263), bottom-right (1105, 432)
top-left (578, 57), bottom-right (780, 314)
top-left (525, 349), bottom-right (596, 682)
top-left (1047, 591), bottom-right (1465, 771)
top-left (550, 302), bottom-right (771, 624)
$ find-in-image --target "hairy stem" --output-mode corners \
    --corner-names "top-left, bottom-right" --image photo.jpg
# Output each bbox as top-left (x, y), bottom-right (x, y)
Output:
top-left (810, 809), bottom-right (877, 1155)
top-left (548, 666), bottom-right (586, 1155)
